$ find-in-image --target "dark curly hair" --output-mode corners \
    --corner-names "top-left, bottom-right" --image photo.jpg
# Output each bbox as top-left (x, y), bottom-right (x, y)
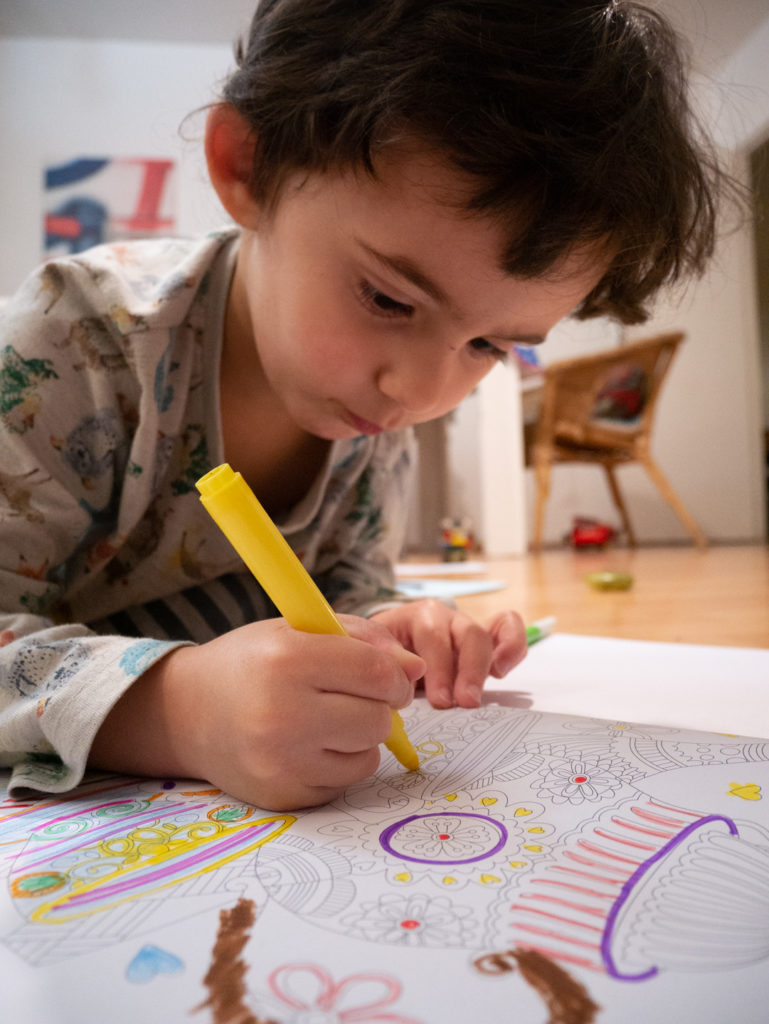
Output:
top-left (221, 0), bottom-right (728, 323)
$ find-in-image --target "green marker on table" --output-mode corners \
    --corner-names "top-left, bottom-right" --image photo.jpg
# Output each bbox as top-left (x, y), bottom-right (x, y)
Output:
top-left (525, 616), bottom-right (557, 646)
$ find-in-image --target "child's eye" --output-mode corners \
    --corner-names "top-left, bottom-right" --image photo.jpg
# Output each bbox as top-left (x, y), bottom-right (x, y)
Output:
top-left (468, 337), bottom-right (508, 361)
top-left (358, 280), bottom-right (414, 318)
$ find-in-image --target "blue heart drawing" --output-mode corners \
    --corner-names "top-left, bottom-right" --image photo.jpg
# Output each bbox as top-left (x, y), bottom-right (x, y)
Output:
top-left (126, 944), bottom-right (185, 984)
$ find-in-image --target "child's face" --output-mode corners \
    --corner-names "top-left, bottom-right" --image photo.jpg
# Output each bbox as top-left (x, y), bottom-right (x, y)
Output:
top-left (230, 142), bottom-right (607, 440)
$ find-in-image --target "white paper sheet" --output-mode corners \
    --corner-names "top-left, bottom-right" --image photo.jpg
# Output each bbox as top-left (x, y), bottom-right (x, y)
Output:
top-left (489, 633), bottom-right (769, 739)
top-left (396, 578), bottom-right (507, 599)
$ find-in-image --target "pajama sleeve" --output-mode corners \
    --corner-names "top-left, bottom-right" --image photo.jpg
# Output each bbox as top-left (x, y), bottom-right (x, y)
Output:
top-left (0, 263), bottom-right (186, 795)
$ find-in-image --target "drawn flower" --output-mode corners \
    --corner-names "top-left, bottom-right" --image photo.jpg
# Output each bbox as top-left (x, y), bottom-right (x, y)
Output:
top-left (341, 893), bottom-right (474, 948)
top-left (379, 812), bottom-right (507, 864)
top-left (262, 962), bottom-right (423, 1023)
top-left (536, 753), bottom-right (633, 805)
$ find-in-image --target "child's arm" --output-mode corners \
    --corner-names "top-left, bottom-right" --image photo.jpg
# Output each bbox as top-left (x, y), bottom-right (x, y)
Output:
top-left (89, 614), bottom-right (424, 810)
top-left (0, 607), bottom-right (187, 795)
top-left (0, 261), bottom-right (190, 795)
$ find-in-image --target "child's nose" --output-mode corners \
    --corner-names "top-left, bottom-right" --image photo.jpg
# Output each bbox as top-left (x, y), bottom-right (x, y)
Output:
top-left (377, 349), bottom-right (451, 416)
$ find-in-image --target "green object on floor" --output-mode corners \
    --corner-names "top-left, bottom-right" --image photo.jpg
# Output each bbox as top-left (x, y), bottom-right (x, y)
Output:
top-left (585, 571), bottom-right (634, 591)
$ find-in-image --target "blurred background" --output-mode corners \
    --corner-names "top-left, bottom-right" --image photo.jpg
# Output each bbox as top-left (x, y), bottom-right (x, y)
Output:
top-left (1, 0), bottom-right (767, 555)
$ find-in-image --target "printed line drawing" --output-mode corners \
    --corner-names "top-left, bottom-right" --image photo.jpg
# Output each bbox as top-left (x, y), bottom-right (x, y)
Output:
top-left (1, 780), bottom-right (293, 965)
top-left (503, 796), bottom-right (769, 979)
top-left (2, 701), bottom-right (769, 1022)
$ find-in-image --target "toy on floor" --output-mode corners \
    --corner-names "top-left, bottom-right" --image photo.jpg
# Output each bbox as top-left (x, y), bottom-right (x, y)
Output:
top-left (585, 570), bottom-right (634, 591)
top-left (568, 516), bottom-right (616, 550)
top-left (440, 516), bottom-right (474, 562)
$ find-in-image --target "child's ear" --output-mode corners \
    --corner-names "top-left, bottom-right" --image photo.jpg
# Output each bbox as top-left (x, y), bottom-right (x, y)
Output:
top-left (205, 104), bottom-right (261, 229)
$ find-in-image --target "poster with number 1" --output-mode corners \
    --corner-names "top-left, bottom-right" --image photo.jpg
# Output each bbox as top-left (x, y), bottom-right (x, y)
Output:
top-left (43, 156), bottom-right (177, 259)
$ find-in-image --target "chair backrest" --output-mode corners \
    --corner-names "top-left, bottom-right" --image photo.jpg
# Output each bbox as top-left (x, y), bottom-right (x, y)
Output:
top-left (535, 332), bottom-right (685, 453)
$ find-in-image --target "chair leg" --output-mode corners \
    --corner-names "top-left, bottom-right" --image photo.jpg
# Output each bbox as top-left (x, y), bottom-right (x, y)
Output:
top-left (641, 455), bottom-right (708, 549)
top-left (603, 464), bottom-right (636, 546)
top-left (532, 455), bottom-right (551, 552)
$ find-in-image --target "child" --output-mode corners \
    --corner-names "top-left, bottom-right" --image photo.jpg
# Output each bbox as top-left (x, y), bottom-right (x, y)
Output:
top-left (0, 0), bottom-right (724, 810)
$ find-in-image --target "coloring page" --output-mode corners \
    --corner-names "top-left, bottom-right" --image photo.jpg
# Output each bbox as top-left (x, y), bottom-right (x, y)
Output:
top-left (2, 700), bottom-right (768, 1023)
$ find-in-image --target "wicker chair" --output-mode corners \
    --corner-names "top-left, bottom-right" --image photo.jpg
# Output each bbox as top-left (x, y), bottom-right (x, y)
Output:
top-left (525, 332), bottom-right (707, 550)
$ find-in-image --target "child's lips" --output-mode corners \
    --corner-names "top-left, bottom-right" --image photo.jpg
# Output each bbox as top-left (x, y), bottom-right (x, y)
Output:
top-left (345, 409), bottom-right (384, 435)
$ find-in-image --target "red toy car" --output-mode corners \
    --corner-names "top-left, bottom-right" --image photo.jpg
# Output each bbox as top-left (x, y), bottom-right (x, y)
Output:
top-left (569, 517), bottom-right (616, 549)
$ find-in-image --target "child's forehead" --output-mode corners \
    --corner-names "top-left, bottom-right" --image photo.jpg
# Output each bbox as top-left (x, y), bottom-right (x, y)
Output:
top-left (367, 136), bottom-right (477, 201)
top-left (260, 145), bottom-right (610, 340)
top-left (276, 139), bottom-right (502, 256)
top-left (281, 136), bottom-right (479, 213)
top-left (278, 139), bottom-right (610, 286)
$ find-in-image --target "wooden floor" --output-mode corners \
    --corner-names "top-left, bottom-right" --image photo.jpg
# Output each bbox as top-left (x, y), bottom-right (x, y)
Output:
top-left (443, 543), bottom-right (769, 649)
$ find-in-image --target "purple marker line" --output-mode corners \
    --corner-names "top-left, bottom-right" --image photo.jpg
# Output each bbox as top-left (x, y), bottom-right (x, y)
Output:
top-left (0, 777), bottom-right (141, 829)
top-left (379, 812), bottom-right (508, 865)
top-left (19, 799), bottom-right (202, 866)
top-left (18, 801), bottom-right (208, 871)
top-left (4, 798), bottom-right (136, 859)
top-left (600, 814), bottom-right (739, 981)
top-left (49, 819), bottom-right (280, 912)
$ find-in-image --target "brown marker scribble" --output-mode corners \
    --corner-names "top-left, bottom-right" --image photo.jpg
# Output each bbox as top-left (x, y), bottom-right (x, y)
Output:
top-left (473, 947), bottom-right (601, 1023)
top-left (511, 948), bottom-right (601, 1024)
top-left (474, 950), bottom-right (518, 975)
top-left (194, 897), bottom-right (276, 1024)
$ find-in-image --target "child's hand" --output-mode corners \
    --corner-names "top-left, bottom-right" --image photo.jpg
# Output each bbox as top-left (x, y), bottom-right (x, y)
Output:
top-left (90, 616), bottom-right (424, 811)
top-left (371, 600), bottom-right (526, 709)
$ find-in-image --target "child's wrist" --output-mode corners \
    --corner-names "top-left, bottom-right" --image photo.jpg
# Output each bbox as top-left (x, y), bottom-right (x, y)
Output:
top-left (90, 645), bottom-right (203, 780)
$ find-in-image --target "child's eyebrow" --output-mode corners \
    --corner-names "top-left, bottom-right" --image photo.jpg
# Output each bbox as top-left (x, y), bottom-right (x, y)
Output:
top-left (355, 238), bottom-right (546, 345)
top-left (356, 240), bottom-right (451, 307)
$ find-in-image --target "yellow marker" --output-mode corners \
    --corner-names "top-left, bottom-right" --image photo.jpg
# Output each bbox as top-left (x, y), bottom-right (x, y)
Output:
top-left (196, 463), bottom-right (419, 772)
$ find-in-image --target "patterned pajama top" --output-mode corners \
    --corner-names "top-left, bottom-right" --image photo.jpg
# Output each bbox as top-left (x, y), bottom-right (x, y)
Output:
top-left (0, 229), bottom-right (415, 796)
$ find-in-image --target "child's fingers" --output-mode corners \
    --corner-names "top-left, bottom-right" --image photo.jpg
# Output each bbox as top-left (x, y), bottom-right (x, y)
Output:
top-left (278, 626), bottom-right (417, 711)
top-left (451, 615), bottom-right (494, 708)
top-left (368, 601), bottom-right (527, 709)
top-left (233, 695), bottom-right (388, 810)
top-left (388, 600), bottom-right (458, 708)
top-left (340, 615), bottom-right (426, 688)
top-left (487, 610), bottom-right (528, 677)
top-left (316, 746), bottom-right (382, 788)
top-left (405, 604), bottom-right (492, 709)
top-left (315, 692), bottom-right (395, 753)
top-left (256, 747), bottom-right (381, 811)
top-left (417, 635), bottom-right (457, 709)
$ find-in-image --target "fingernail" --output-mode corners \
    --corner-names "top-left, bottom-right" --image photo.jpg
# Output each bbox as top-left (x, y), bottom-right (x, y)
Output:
top-left (466, 684), bottom-right (483, 706)
top-left (492, 656), bottom-right (515, 677)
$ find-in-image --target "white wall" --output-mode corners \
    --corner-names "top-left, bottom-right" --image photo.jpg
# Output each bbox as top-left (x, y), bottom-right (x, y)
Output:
top-left (0, 36), bottom-right (236, 296)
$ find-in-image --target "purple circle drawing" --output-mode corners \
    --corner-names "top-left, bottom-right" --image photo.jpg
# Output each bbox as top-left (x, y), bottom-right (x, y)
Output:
top-left (379, 813), bottom-right (508, 865)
